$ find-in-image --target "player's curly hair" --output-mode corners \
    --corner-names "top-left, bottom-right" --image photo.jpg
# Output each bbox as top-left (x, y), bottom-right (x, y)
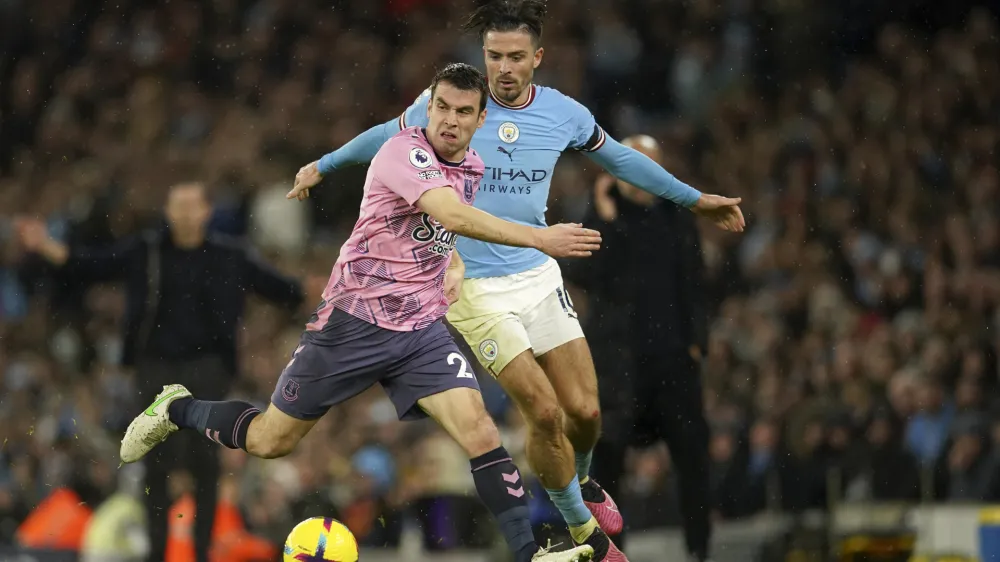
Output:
top-left (430, 63), bottom-right (488, 112)
top-left (463, 0), bottom-right (548, 45)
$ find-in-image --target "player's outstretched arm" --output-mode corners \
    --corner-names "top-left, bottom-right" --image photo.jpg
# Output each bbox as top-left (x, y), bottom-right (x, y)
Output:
top-left (416, 187), bottom-right (602, 259)
top-left (288, 118), bottom-right (399, 200)
top-left (586, 135), bottom-right (745, 232)
top-left (316, 119), bottom-right (399, 174)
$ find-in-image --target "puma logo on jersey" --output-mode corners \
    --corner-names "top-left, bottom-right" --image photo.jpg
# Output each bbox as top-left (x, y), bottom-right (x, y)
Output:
top-left (497, 146), bottom-right (517, 161)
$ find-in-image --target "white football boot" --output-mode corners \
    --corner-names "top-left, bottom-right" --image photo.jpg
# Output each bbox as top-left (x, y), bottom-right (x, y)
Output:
top-left (120, 384), bottom-right (191, 463)
top-left (532, 542), bottom-right (595, 561)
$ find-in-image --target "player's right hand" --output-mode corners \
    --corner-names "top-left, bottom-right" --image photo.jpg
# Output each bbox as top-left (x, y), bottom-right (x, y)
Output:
top-left (536, 223), bottom-right (602, 258)
top-left (691, 193), bottom-right (746, 232)
top-left (288, 161), bottom-right (323, 201)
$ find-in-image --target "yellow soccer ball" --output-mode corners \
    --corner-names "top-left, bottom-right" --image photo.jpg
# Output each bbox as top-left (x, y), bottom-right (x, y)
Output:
top-left (283, 517), bottom-right (359, 562)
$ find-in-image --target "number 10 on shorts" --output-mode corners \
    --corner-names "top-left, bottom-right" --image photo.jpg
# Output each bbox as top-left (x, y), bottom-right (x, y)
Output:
top-left (448, 352), bottom-right (474, 379)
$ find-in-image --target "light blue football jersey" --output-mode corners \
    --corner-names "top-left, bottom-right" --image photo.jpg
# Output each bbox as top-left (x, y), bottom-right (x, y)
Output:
top-left (399, 85), bottom-right (606, 279)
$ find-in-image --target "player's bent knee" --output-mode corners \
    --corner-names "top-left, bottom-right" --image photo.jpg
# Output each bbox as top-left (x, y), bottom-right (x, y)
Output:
top-left (464, 414), bottom-right (503, 458)
top-left (247, 423), bottom-right (300, 458)
top-left (246, 406), bottom-right (311, 459)
top-left (497, 351), bottom-right (564, 436)
top-left (563, 398), bottom-right (601, 425)
top-left (509, 385), bottom-right (564, 436)
top-left (528, 403), bottom-right (565, 438)
top-left (251, 435), bottom-right (297, 459)
top-left (418, 387), bottom-right (502, 458)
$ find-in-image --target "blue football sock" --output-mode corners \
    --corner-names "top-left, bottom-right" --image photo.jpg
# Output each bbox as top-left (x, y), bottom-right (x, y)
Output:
top-left (544, 477), bottom-right (592, 528)
top-left (575, 449), bottom-right (594, 482)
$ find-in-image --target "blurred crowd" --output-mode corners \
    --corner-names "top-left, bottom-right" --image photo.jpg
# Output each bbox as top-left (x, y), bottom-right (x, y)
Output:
top-left (2, 0), bottom-right (1000, 556)
top-left (585, 7), bottom-right (1000, 526)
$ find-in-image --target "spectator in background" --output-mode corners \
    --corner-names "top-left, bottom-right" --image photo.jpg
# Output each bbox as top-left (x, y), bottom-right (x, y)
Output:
top-left (779, 418), bottom-right (828, 512)
top-left (825, 411), bottom-right (866, 497)
top-left (14, 182), bottom-right (306, 562)
top-left (708, 424), bottom-right (746, 521)
top-left (80, 465), bottom-right (147, 562)
top-left (906, 376), bottom-right (955, 467)
top-left (734, 418), bottom-right (780, 516)
top-left (941, 413), bottom-right (1000, 502)
top-left (569, 135), bottom-right (713, 562)
top-left (845, 408), bottom-right (920, 502)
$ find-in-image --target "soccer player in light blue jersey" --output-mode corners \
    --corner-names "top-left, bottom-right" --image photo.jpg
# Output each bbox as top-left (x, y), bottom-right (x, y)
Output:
top-left (289, 2), bottom-right (744, 560)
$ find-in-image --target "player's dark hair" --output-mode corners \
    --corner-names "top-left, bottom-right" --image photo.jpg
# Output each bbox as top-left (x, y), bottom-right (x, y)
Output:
top-left (429, 63), bottom-right (488, 112)
top-left (463, 0), bottom-right (547, 46)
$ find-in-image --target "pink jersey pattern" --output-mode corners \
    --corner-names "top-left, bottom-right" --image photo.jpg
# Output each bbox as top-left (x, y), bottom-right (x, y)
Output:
top-left (310, 127), bottom-right (484, 332)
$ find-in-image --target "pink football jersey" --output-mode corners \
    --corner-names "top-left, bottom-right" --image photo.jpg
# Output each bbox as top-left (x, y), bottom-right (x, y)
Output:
top-left (310, 127), bottom-right (484, 331)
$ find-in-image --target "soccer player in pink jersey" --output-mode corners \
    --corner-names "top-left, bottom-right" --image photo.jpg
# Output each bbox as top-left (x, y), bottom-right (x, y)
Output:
top-left (120, 64), bottom-right (600, 562)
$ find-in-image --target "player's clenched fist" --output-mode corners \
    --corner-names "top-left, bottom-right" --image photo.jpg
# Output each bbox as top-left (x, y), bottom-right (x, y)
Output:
top-left (288, 160), bottom-right (323, 201)
top-left (536, 223), bottom-right (602, 258)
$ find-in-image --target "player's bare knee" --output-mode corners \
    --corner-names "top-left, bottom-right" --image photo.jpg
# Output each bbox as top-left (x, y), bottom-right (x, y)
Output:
top-left (252, 434), bottom-right (297, 459)
top-left (564, 398), bottom-right (601, 426)
top-left (463, 413), bottom-right (502, 458)
top-left (248, 423), bottom-right (300, 459)
top-left (528, 402), bottom-right (565, 439)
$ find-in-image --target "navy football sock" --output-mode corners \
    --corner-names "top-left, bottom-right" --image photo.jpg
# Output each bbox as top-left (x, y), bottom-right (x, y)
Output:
top-left (168, 397), bottom-right (260, 451)
top-left (470, 446), bottom-right (538, 562)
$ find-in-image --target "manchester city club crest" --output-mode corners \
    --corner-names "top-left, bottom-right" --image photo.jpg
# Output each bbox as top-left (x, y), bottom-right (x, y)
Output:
top-left (498, 121), bottom-right (519, 143)
top-left (479, 339), bottom-right (499, 361)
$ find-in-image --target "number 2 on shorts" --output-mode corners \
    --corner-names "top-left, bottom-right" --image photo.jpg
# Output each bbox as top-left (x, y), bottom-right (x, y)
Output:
top-left (448, 352), bottom-right (474, 379)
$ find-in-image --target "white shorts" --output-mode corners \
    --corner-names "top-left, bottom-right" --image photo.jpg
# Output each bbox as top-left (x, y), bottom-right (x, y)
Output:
top-left (446, 259), bottom-right (585, 377)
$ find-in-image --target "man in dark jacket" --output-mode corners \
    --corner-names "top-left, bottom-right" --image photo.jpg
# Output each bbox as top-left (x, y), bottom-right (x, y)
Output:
top-left (565, 135), bottom-right (714, 561)
top-left (17, 182), bottom-right (305, 562)
top-left (941, 413), bottom-right (1000, 502)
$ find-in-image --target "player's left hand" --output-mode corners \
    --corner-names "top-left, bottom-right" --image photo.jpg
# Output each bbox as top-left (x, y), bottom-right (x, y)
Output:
top-left (444, 265), bottom-right (464, 305)
top-left (691, 194), bottom-right (746, 232)
top-left (288, 161), bottom-right (322, 201)
top-left (536, 223), bottom-right (603, 258)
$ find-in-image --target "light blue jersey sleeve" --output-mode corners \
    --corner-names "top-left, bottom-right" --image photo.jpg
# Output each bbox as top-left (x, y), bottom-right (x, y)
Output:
top-left (399, 88), bottom-right (431, 130)
top-left (317, 89), bottom-right (432, 175)
top-left (562, 96), bottom-right (702, 208)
